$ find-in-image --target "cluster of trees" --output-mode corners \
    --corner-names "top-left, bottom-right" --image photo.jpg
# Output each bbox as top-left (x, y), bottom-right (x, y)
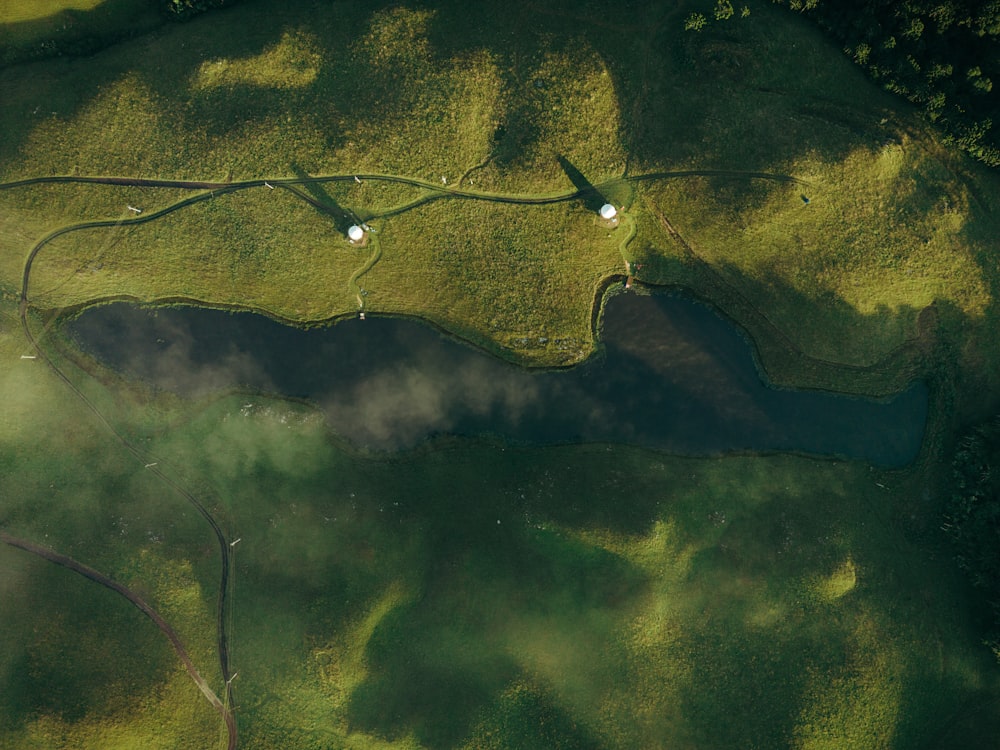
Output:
top-left (947, 417), bottom-right (1000, 660)
top-left (685, 2), bottom-right (752, 30)
top-left (771, 0), bottom-right (1000, 167)
top-left (160, 0), bottom-right (241, 20)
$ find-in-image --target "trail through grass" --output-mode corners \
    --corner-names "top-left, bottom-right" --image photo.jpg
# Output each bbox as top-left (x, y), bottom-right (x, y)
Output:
top-left (2, 0), bottom-right (997, 379)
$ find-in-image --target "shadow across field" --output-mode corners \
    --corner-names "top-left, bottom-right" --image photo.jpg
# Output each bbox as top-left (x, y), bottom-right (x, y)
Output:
top-left (5, 2), bottom-right (1000, 748)
top-left (0, 549), bottom-right (175, 727)
top-left (557, 155), bottom-right (608, 213)
top-left (629, 227), bottom-right (943, 397)
top-left (0, 0), bottom-right (162, 69)
top-left (343, 445), bottom-right (652, 747)
top-left (0, 0), bottom-right (895, 186)
top-left (287, 163), bottom-right (357, 235)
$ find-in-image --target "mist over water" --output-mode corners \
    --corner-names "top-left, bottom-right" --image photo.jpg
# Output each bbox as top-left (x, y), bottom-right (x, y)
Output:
top-left (65, 292), bottom-right (927, 465)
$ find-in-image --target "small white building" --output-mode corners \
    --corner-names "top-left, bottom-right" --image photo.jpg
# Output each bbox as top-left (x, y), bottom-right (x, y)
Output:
top-left (347, 225), bottom-right (365, 242)
top-left (599, 203), bottom-right (618, 220)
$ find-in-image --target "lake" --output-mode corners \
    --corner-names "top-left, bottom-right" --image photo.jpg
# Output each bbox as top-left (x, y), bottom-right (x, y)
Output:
top-left (64, 291), bottom-right (927, 465)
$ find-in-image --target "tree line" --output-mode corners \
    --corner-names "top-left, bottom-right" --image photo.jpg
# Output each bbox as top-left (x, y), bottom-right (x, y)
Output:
top-left (770, 0), bottom-right (1000, 167)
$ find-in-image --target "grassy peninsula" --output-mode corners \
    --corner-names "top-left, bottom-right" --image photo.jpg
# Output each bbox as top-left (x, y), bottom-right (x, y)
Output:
top-left (2, 1), bottom-right (1000, 748)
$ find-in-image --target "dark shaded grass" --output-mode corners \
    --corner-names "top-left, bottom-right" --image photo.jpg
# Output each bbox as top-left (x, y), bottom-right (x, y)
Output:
top-left (0, 0), bottom-right (161, 69)
top-left (4, 356), bottom-right (1000, 746)
top-left (0, 547), bottom-right (175, 726)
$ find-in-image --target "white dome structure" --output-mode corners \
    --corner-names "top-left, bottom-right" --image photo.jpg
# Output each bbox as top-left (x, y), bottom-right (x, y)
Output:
top-left (599, 203), bottom-right (618, 220)
top-left (347, 225), bottom-right (365, 242)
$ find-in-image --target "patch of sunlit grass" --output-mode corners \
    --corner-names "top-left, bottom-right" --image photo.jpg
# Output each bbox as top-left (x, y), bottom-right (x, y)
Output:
top-left (807, 556), bottom-right (858, 603)
top-left (191, 29), bottom-right (322, 92)
top-left (0, 0), bottom-right (104, 23)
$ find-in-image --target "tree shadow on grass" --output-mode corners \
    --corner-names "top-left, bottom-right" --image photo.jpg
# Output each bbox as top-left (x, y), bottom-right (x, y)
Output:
top-left (346, 537), bottom-right (642, 748)
top-left (0, 0), bottom-right (291, 171)
top-left (669, 451), bottom-right (1000, 749)
top-left (628, 206), bottom-right (942, 396)
top-left (0, 557), bottom-right (174, 726)
top-left (0, 0), bottom-right (163, 70)
top-left (414, 1), bottom-right (881, 177)
top-left (676, 624), bottom-right (818, 749)
top-left (347, 607), bottom-right (520, 749)
top-left (470, 683), bottom-right (605, 750)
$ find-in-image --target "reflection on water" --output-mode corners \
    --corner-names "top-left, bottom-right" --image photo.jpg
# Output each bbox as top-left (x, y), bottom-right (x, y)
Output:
top-left (65, 292), bottom-right (927, 465)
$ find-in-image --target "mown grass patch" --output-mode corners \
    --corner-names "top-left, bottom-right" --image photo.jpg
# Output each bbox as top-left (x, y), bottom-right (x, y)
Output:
top-left (363, 198), bottom-right (624, 362)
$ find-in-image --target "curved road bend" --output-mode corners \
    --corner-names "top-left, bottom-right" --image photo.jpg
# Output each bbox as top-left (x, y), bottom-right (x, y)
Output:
top-left (18, 192), bottom-right (239, 721)
top-left (0, 530), bottom-right (237, 750)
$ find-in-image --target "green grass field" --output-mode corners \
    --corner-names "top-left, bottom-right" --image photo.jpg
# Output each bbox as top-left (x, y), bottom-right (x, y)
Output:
top-left (2, 0), bottom-right (998, 377)
top-left (2, 337), bottom-right (999, 748)
top-left (3, 0), bottom-right (1000, 747)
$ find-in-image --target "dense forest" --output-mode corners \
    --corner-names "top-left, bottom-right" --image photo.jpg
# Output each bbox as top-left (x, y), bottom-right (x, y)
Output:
top-left (769, 0), bottom-right (1000, 166)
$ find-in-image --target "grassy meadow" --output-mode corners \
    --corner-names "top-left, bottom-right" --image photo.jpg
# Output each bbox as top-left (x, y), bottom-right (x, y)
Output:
top-left (1, 0), bottom-right (997, 376)
top-left (2, 0), bottom-right (1000, 748)
top-left (2, 329), bottom-right (1000, 748)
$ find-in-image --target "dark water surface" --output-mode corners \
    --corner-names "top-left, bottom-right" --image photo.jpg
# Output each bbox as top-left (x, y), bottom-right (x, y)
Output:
top-left (65, 292), bottom-right (927, 465)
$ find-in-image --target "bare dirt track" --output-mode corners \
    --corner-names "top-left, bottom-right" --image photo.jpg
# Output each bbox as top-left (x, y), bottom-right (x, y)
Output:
top-left (0, 529), bottom-right (237, 750)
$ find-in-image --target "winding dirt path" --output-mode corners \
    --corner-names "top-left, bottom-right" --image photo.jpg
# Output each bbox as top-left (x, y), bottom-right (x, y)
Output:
top-left (0, 530), bottom-right (237, 750)
top-left (15, 187), bottom-right (240, 744)
top-left (0, 167), bottom-right (809, 205)
top-left (16, 300), bottom-right (238, 729)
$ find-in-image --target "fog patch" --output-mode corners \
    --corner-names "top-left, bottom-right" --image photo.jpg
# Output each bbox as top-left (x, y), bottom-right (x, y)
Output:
top-left (323, 357), bottom-right (541, 450)
top-left (65, 297), bottom-right (929, 465)
top-left (135, 317), bottom-right (272, 397)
